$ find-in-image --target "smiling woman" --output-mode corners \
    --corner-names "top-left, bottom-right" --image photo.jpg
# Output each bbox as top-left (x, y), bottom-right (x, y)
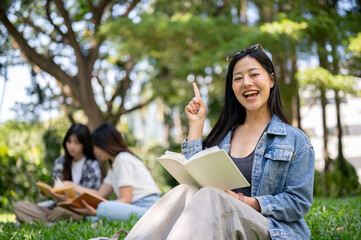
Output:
top-left (124, 43), bottom-right (315, 240)
top-left (231, 56), bottom-right (274, 120)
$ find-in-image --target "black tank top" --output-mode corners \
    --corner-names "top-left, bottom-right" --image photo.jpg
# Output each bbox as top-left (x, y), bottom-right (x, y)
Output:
top-left (229, 123), bottom-right (269, 197)
top-left (230, 150), bottom-right (254, 196)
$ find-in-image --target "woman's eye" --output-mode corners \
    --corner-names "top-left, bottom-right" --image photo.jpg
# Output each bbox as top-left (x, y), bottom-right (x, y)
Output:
top-left (234, 77), bottom-right (242, 81)
top-left (251, 73), bottom-right (259, 77)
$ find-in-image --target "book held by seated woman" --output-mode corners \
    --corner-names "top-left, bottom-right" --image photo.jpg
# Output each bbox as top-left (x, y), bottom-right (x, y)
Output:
top-left (157, 146), bottom-right (250, 190)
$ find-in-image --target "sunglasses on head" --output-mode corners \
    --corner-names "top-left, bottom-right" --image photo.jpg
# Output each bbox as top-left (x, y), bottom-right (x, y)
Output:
top-left (226, 43), bottom-right (269, 62)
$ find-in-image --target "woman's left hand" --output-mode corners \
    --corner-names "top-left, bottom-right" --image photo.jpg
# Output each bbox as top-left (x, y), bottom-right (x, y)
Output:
top-left (225, 190), bottom-right (261, 212)
top-left (225, 190), bottom-right (243, 202)
top-left (71, 200), bottom-right (97, 216)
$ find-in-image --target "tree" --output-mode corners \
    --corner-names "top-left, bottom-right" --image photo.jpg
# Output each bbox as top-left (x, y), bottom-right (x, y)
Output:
top-left (0, 0), bottom-right (155, 130)
top-left (297, 67), bottom-right (360, 194)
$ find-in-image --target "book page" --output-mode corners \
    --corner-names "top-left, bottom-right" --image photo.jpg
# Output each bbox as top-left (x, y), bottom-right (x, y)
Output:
top-left (188, 146), bottom-right (220, 162)
top-left (53, 186), bottom-right (77, 199)
top-left (157, 157), bottom-right (201, 188)
top-left (53, 177), bottom-right (64, 188)
top-left (36, 181), bottom-right (54, 198)
top-left (185, 149), bottom-right (250, 190)
top-left (36, 181), bottom-right (76, 199)
top-left (162, 151), bottom-right (187, 163)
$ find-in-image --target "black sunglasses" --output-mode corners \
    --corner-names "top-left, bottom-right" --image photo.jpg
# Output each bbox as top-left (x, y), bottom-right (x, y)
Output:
top-left (226, 43), bottom-right (268, 62)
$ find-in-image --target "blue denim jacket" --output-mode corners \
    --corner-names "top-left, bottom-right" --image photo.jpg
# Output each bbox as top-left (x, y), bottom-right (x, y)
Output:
top-left (181, 115), bottom-right (315, 240)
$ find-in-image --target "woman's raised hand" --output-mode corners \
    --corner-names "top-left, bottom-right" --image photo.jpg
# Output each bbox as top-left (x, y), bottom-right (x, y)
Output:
top-left (185, 83), bottom-right (206, 122)
top-left (185, 82), bottom-right (206, 140)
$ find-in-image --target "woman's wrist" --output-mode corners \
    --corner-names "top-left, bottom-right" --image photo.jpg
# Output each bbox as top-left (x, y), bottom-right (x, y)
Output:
top-left (188, 122), bottom-right (204, 140)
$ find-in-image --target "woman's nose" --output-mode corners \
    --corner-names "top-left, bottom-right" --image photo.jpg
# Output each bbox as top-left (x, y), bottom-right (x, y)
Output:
top-left (243, 75), bottom-right (252, 86)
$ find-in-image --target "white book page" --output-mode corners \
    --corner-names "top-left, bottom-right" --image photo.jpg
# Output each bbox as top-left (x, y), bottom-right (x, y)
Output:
top-left (162, 151), bottom-right (187, 163)
top-left (185, 149), bottom-right (250, 190)
top-left (157, 156), bottom-right (200, 188)
top-left (54, 177), bottom-right (64, 188)
top-left (188, 146), bottom-right (220, 162)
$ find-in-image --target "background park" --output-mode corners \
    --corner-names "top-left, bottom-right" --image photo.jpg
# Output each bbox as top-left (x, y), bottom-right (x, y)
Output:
top-left (0, 0), bottom-right (361, 239)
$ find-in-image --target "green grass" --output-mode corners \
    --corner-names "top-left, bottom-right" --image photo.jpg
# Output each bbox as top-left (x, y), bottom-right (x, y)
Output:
top-left (0, 217), bottom-right (136, 240)
top-left (1, 196), bottom-right (360, 239)
top-left (305, 196), bottom-right (361, 239)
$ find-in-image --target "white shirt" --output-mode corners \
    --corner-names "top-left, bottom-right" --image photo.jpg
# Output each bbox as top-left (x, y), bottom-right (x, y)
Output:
top-left (103, 152), bottom-right (161, 202)
top-left (71, 156), bottom-right (86, 184)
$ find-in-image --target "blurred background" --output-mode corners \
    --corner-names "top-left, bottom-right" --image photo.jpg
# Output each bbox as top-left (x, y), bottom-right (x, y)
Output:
top-left (0, 0), bottom-right (360, 212)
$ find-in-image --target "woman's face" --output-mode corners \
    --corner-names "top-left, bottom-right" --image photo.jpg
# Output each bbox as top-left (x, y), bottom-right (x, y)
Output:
top-left (66, 134), bottom-right (84, 161)
top-left (94, 146), bottom-right (112, 162)
top-left (232, 56), bottom-right (274, 114)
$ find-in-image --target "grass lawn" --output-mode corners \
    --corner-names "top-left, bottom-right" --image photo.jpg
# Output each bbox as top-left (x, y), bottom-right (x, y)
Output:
top-left (1, 196), bottom-right (360, 239)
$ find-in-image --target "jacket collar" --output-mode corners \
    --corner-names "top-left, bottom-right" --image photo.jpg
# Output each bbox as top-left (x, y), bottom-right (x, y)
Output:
top-left (266, 115), bottom-right (287, 136)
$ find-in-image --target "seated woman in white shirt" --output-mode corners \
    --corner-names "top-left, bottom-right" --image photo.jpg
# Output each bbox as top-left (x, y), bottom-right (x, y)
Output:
top-left (64, 123), bottom-right (161, 221)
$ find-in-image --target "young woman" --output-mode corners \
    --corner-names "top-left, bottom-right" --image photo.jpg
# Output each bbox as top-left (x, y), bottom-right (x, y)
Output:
top-left (14, 123), bottom-right (102, 224)
top-left (125, 43), bottom-right (315, 240)
top-left (64, 123), bottom-right (161, 221)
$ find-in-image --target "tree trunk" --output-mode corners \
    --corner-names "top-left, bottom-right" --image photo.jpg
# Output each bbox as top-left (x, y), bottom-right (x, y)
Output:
top-left (290, 52), bottom-right (300, 128)
top-left (317, 40), bottom-right (331, 191)
top-left (334, 90), bottom-right (346, 173)
top-left (320, 89), bottom-right (330, 174)
top-left (76, 65), bottom-right (104, 130)
top-left (274, 54), bottom-right (293, 122)
top-left (240, 0), bottom-right (247, 24)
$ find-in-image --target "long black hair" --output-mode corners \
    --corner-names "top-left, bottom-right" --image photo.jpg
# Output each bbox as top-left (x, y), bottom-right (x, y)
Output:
top-left (92, 123), bottom-right (135, 161)
top-left (203, 48), bottom-right (289, 148)
top-left (62, 123), bottom-right (96, 180)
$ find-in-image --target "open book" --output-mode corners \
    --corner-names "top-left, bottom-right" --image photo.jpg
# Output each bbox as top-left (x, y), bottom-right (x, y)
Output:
top-left (57, 192), bottom-right (107, 211)
top-left (36, 178), bottom-right (76, 199)
top-left (157, 146), bottom-right (250, 190)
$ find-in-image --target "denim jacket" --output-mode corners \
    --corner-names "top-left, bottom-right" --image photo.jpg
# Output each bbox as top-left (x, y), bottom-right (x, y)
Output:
top-left (181, 115), bottom-right (315, 240)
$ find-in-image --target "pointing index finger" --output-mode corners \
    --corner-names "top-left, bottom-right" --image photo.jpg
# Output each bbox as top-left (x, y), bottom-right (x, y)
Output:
top-left (193, 82), bottom-right (201, 99)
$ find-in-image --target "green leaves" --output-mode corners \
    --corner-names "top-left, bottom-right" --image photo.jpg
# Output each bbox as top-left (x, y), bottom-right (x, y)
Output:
top-left (348, 33), bottom-right (361, 56)
top-left (260, 19), bottom-right (308, 41)
top-left (296, 67), bottom-right (359, 95)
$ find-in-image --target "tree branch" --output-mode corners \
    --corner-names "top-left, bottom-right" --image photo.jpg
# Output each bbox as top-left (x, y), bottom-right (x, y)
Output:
top-left (106, 58), bottom-right (135, 116)
top-left (54, 0), bottom-right (83, 60)
top-left (122, 0), bottom-right (141, 17)
top-left (109, 95), bottom-right (156, 124)
top-left (15, 14), bottom-right (44, 36)
top-left (87, 0), bottom-right (112, 69)
top-left (46, 0), bottom-right (67, 44)
top-left (15, 12), bottom-right (64, 46)
top-left (0, 9), bottom-right (74, 87)
top-left (93, 0), bottom-right (112, 26)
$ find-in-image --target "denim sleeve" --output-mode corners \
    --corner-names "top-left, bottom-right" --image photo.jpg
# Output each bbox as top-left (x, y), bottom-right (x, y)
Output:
top-left (181, 138), bottom-right (203, 160)
top-left (256, 145), bottom-right (315, 222)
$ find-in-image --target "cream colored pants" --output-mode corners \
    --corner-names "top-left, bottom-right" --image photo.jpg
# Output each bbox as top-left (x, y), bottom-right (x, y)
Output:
top-left (125, 184), bottom-right (271, 240)
top-left (14, 200), bottom-right (82, 224)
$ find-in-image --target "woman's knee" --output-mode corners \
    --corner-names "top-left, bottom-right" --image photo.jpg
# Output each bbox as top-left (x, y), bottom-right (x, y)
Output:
top-left (14, 200), bottom-right (32, 212)
top-left (96, 201), bottom-right (113, 218)
top-left (175, 184), bottom-right (197, 192)
top-left (197, 186), bottom-right (221, 196)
